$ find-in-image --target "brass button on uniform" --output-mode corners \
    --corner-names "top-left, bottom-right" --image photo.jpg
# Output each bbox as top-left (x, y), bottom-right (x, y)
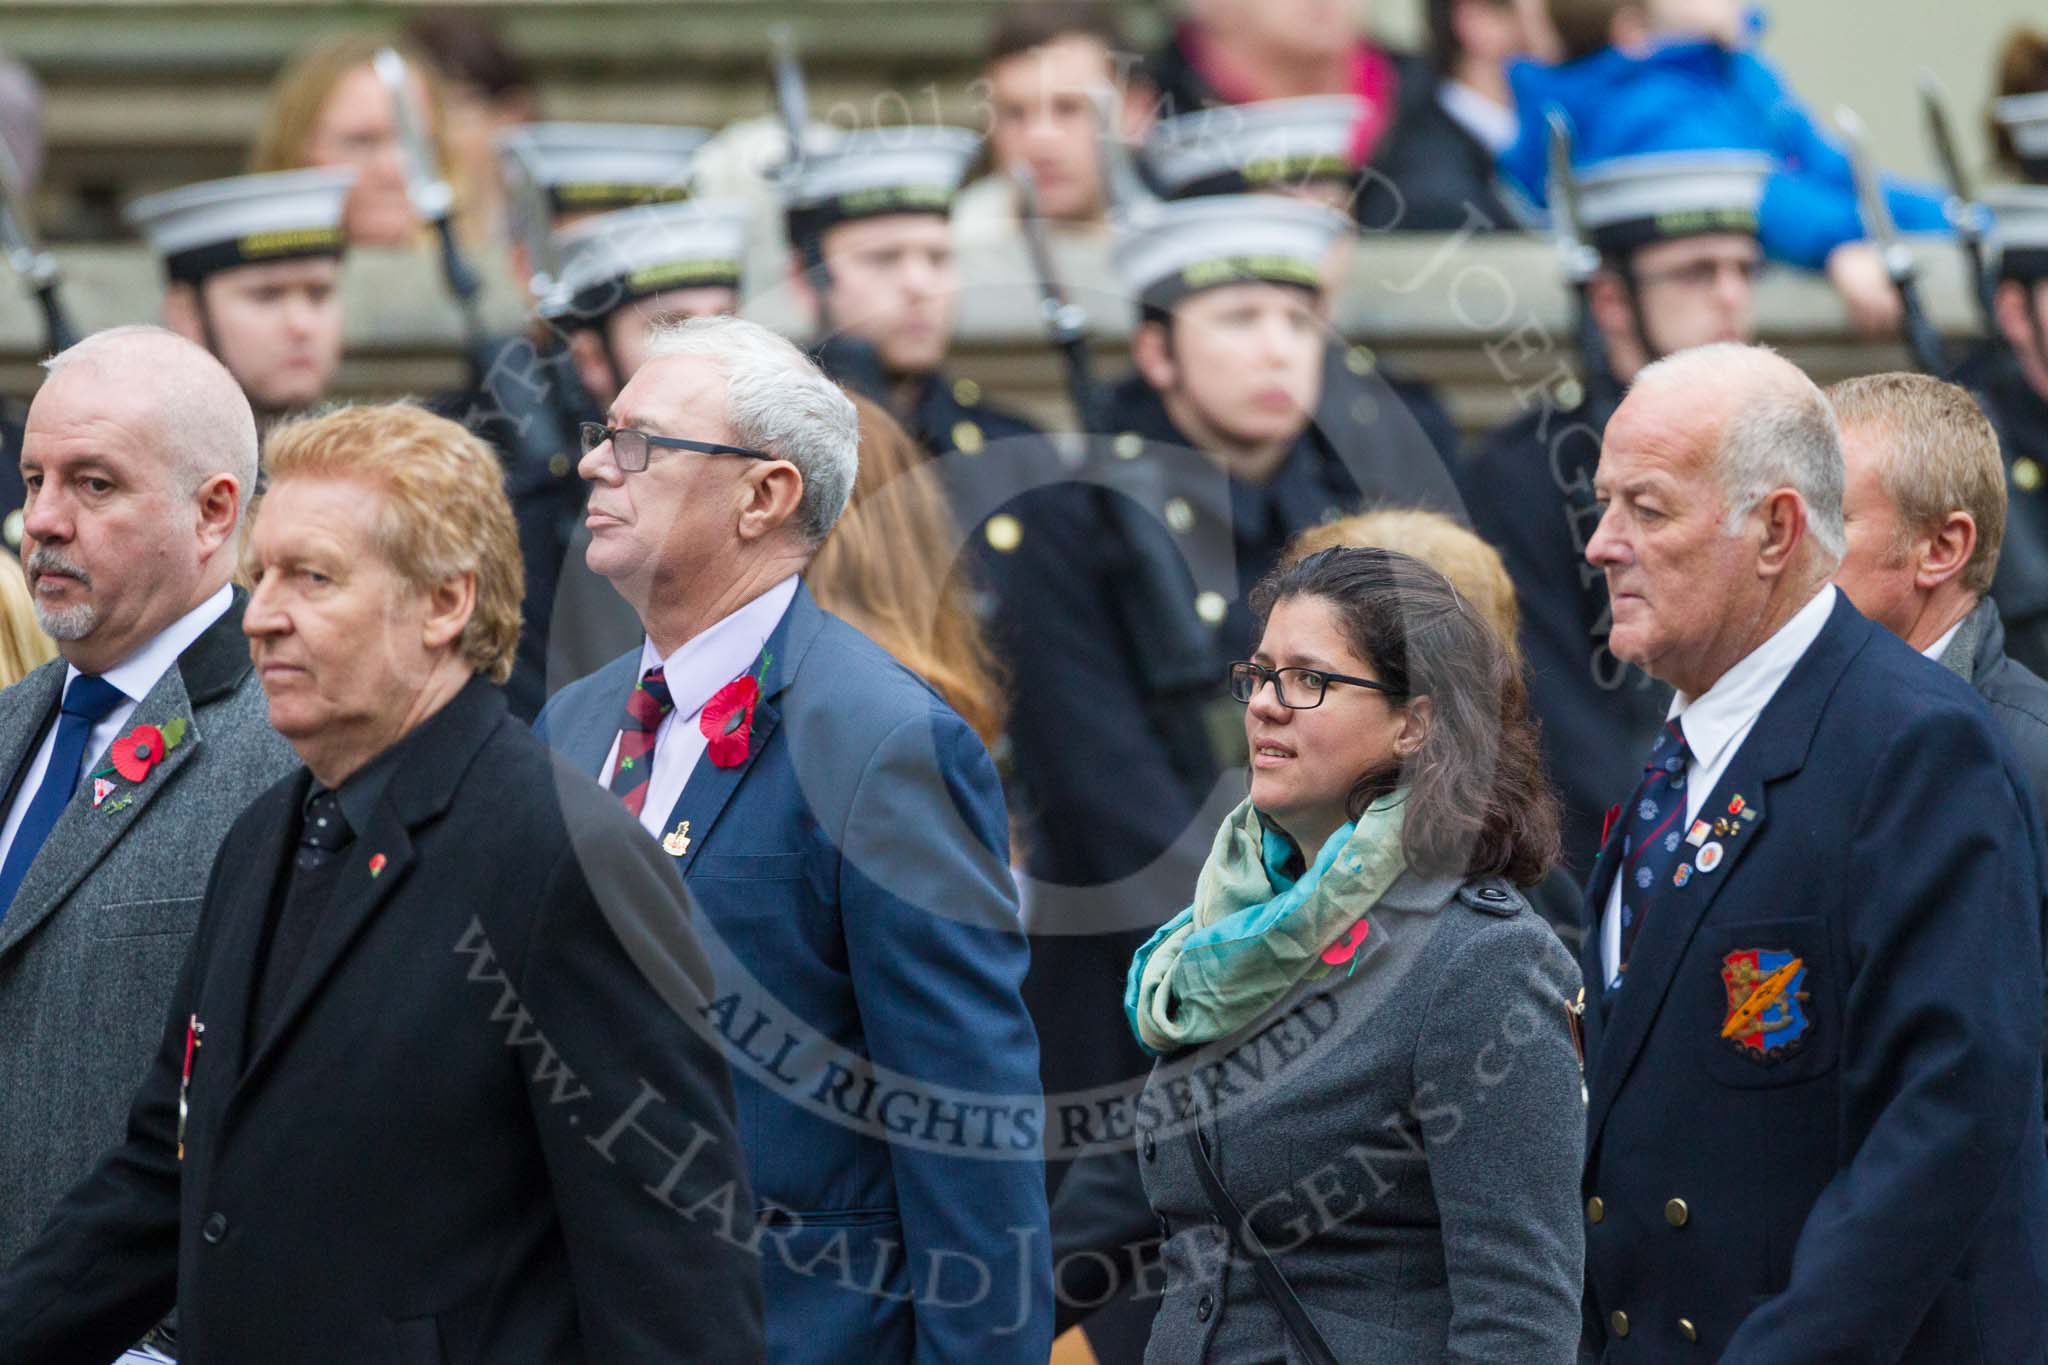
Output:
top-left (547, 452), bottom-right (572, 478)
top-left (1665, 1197), bottom-right (1689, 1227)
top-left (983, 513), bottom-right (1023, 553)
top-left (1678, 1317), bottom-right (1698, 1343)
top-left (1194, 591), bottom-right (1227, 625)
top-left (1113, 431), bottom-right (1144, 460)
top-left (1609, 1310), bottom-right (1629, 1338)
top-left (2016, 457), bottom-right (2043, 493)
top-left (1164, 497), bottom-right (1194, 533)
top-left (952, 377), bottom-right (981, 406)
top-left (1345, 344), bottom-right (1377, 375)
top-left (1585, 1196), bottom-right (1605, 1224)
top-left (952, 421), bottom-right (985, 456)
top-left (2, 508), bottom-right (20, 549)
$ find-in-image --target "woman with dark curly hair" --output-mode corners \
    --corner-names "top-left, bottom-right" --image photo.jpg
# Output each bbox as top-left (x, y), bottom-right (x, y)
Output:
top-left (1125, 545), bottom-right (1585, 1364)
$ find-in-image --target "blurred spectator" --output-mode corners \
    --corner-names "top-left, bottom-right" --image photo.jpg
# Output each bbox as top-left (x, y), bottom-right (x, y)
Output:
top-left (1992, 27), bottom-right (2048, 184)
top-left (809, 393), bottom-right (1008, 747)
top-left (957, 0), bottom-right (1154, 236)
top-left (0, 53), bottom-right (41, 556)
top-left (1291, 507), bottom-right (1521, 664)
top-left (0, 52), bottom-right (44, 197)
top-left (1146, 0), bottom-right (1399, 163)
top-left (0, 553), bottom-right (52, 688)
top-left (1355, 0), bottom-right (1554, 230)
top-left (249, 33), bottom-right (452, 247)
top-left (1501, 0), bottom-right (1949, 336)
top-left (406, 9), bottom-right (537, 247)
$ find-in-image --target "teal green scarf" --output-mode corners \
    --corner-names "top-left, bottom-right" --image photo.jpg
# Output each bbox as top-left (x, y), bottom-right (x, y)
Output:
top-left (1124, 789), bottom-right (1410, 1055)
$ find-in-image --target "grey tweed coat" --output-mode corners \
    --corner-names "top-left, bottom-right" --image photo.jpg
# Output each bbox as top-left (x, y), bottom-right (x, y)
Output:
top-left (1137, 871), bottom-right (1585, 1365)
top-left (0, 593), bottom-right (295, 1266)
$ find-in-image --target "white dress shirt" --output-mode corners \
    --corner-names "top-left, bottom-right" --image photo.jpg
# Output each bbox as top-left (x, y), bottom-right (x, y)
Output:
top-left (1437, 80), bottom-right (1519, 155)
top-left (1600, 585), bottom-right (1837, 985)
top-left (0, 583), bottom-right (234, 873)
top-left (601, 575), bottom-right (799, 840)
top-left (1922, 617), bottom-right (1965, 664)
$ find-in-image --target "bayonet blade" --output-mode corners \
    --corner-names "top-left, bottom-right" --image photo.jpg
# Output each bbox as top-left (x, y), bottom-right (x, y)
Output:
top-left (374, 48), bottom-right (454, 223)
top-left (1834, 104), bottom-right (1914, 283)
top-left (1546, 110), bottom-right (1599, 286)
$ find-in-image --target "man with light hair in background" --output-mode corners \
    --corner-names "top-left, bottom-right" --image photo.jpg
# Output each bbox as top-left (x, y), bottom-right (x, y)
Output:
top-left (0, 326), bottom-right (295, 1272)
top-left (1577, 342), bottom-right (2048, 1362)
top-left (1830, 372), bottom-right (2048, 824)
top-left (540, 314), bottom-right (1051, 1362)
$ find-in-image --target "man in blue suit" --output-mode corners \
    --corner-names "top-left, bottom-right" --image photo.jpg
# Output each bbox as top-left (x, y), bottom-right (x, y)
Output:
top-left (1576, 342), bottom-right (2048, 1362)
top-left (537, 313), bottom-right (1052, 1362)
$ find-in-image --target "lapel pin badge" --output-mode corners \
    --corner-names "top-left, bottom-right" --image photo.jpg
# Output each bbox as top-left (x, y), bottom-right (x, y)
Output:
top-left (368, 853), bottom-right (388, 878)
top-left (1696, 841), bottom-right (1725, 873)
top-left (1673, 863), bottom-right (1693, 888)
top-left (1686, 819), bottom-right (1712, 847)
top-left (1727, 794), bottom-right (1746, 816)
top-left (662, 820), bottom-right (692, 858)
top-left (91, 777), bottom-right (116, 809)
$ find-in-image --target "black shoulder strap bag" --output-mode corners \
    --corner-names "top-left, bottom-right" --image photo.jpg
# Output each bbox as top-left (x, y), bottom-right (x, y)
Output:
top-left (1184, 1125), bottom-right (1339, 1365)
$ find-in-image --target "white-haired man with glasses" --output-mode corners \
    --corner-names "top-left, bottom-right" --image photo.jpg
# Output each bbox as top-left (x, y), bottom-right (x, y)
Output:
top-left (538, 313), bottom-right (1052, 1364)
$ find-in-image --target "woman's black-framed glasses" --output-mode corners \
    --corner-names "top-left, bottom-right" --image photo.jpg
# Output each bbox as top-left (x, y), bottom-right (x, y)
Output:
top-left (1228, 660), bottom-right (1404, 710)
top-left (578, 422), bottom-right (774, 473)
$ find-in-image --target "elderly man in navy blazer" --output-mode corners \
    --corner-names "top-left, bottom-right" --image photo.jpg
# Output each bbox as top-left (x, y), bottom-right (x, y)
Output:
top-left (538, 314), bottom-right (1052, 1362)
top-left (1576, 343), bottom-right (2048, 1362)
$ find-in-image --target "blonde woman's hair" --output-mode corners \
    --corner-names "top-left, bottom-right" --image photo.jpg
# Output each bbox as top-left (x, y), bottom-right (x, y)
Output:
top-left (807, 394), bottom-right (1007, 745)
top-left (260, 403), bottom-right (524, 683)
top-left (250, 32), bottom-right (453, 185)
top-left (0, 553), bottom-right (56, 689)
top-left (1290, 507), bottom-right (1523, 665)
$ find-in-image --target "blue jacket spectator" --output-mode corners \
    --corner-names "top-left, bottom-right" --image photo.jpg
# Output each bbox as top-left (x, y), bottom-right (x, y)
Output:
top-left (1499, 31), bottom-right (1947, 271)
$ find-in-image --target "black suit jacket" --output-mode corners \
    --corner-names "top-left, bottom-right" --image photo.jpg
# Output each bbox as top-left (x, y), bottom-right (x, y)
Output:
top-left (0, 679), bottom-right (764, 1363)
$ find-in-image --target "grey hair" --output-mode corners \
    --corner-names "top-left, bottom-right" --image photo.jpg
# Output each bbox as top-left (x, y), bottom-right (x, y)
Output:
top-left (1636, 342), bottom-right (1846, 565)
top-left (42, 325), bottom-right (260, 527)
top-left (643, 314), bottom-right (859, 545)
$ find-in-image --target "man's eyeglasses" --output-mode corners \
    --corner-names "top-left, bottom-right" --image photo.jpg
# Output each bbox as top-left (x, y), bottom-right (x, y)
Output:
top-left (578, 422), bottom-right (774, 474)
top-left (1228, 660), bottom-right (1405, 710)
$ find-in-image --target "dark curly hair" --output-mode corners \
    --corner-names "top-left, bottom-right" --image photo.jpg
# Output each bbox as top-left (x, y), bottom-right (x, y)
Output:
top-left (1248, 546), bottom-right (1561, 886)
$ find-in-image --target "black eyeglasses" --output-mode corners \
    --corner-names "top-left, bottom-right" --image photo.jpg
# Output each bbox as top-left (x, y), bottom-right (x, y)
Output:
top-left (1229, 660), bottom-right (1404, 710)
top-left (578, 422), bottom-right (774, 473)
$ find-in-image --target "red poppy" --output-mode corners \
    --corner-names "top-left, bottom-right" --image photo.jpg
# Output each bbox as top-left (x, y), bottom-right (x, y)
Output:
top-left (700, 675), bottom-right (760, 769)
top-left (1320, 917), bottom-right (1370, 967)
top-left (368, 853), bottom-right (388, 877)
top-left (110, 724), bottom-right (167, 783)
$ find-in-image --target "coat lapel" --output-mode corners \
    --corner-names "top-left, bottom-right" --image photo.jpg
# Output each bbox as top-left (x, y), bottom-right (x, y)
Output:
top-left (208, 774), bottom-right (306, 1074)
top-left (0, 663), bottom-right (61, 817)
top-left (1584, 597), bottom-right (1872, 1157)
top-left (0, 594), bottom-right (254, 962)
top-left (234, 681), bottom-right (504, 1092)
top-left (654, 583), bottom-right (825, 878)
top-left (558, 649), bottom-right (643, 779)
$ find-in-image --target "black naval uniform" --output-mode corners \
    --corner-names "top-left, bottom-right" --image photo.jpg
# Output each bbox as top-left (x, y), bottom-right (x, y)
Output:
top-left (2, 399), bottom-right (24, 557)
top-left (1952, 342), bottom-right (2048, 675)
top-left (1460, 390), bottom-right (1672, 882)
top-left (902, 370), bottom-right (1066, 539)
top-left (430, 331), bottom-right (600, 721)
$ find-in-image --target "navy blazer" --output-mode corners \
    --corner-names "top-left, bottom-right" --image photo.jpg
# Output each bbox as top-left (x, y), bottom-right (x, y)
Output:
top-left (1578, 593), bottom-right (2048, 1363)
top-left (538, 581), bottom-right (1053, 1364)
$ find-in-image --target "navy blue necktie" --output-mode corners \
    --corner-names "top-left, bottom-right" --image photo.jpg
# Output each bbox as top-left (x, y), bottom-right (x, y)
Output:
top-left (1616, 719), bottom-right (1695, 974)
top-left (0, 673), bottom-right (127, 920)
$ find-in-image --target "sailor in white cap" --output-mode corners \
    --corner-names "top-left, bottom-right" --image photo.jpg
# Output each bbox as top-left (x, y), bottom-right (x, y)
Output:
top-left (1142, 95), bottom-right (1367, 210)
top-left (546, 198), bottom-right (749, 410)
top-left (1461, 148), bottom-right (1769, 879)
top-left (125, 168), bottom-right (355, 423)
top-left (1950, 183), bottom-right (2048, 674)
top-left (427, 122), bottom-right (706, 721)
top-left (1995, 90), bottom-right (2048, 187)
top-left (981, 192), bottom-right (1462, 1118)
top-left (782, 124), bottom-right (1054, 528)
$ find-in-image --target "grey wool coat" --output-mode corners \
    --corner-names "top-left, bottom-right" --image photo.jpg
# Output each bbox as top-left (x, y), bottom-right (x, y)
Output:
top-left (1137, 871), bottom-right (1586, 1365)
top-left (0, 593), bottom-right (295, 1266)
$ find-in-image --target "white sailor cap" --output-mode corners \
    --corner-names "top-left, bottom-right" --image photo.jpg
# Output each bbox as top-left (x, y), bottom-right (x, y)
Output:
top-left (545, 198), bottom-right (752, 323)
top-left (1573, 150), bottom-right (1770, 255)
top-left (1113, 194), bottom-right (1350, 311)
top-left (1995, 92), bottom-right (2048, 178)
top-left (1984, 184), bottom-right (2048, 282)
top-left (782, 126), bottom-right (981, 240)
top-left (1142, 96), bottom-right (1366, 200)
top-left (497, 123), bottom-right (710, 216)
top-left (124, 168), bottom-right (355, 284)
